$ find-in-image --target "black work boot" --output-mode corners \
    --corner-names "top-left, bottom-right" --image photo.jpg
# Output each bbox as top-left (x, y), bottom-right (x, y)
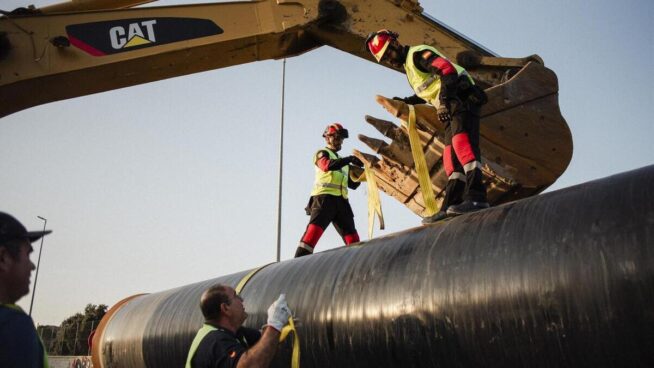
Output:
top-left (421, 211), bottom-right (449, 224)
top-left (446, 200), bottom-right (489, 216)
top-left (294, 243), bottom-right (314, 258)
top-left (423, 178), bottom-right (464, 225)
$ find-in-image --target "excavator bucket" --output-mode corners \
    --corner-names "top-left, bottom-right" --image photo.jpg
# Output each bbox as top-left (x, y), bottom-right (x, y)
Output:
top-left (354, 61), bottom-right (573, 217)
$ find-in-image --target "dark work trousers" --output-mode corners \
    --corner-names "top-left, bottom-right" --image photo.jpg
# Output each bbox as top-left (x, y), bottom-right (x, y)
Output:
top-left (442, 99), bottom-right (487, 204)
top-left (306, 194), bottom-right (357, 236)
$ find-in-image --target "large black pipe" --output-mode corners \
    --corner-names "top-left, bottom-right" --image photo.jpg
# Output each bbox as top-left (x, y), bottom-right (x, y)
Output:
top-left (93, 166), bottom-right (654, 368)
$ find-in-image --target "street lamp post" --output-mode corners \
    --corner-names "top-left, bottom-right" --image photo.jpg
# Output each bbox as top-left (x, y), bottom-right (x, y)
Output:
top-left (29, 216), bottom-right (47, 317)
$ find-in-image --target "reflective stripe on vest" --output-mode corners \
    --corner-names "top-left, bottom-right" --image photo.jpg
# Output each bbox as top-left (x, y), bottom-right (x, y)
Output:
top-left (0, 304), bottom-right (49, 368)
top-left (185, 324), bottom-right (218, 368)
top-left (310, 148), bottom-right (349, 199)
top-left (404, 45), bottom-right (472, 105)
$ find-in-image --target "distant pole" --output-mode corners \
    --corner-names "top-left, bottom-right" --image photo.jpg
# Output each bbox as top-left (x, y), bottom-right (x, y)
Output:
top-left (88, 320), bottom-right (96, 355)
top-left (29, 216), bottom-right (47, 316)
top-left (74, 320), bottom-right (80, 355)
top-left (59, 325), bottom-right (65, 354)
top-left (276, 59), bottom-right (286, 262)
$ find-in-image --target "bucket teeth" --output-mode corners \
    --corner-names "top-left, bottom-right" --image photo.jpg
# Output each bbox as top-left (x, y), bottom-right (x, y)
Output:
top-left (356, 96), bottom-right (449, 215)
top-left (375, 95), bottom-right (408, 120)
top-left (358, 134), bottom-right (414, 167)
top-left (374, 95), bottom-right (443, 134)
top-left (351, 150), bottom-right (381, 181)
top-left (358, 134), bottom-right (389, 154)
top-left (364, 115), bottom-right (409, 146)
top-left (352, 150), bottom-right (379, 166)
top-left (352, 149), bottom-right (411, 183)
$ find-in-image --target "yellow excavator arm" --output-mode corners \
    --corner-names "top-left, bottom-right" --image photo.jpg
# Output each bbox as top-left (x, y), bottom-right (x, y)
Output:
top-left (0, 0), bottom-right (572, 217)
top-left (38, 0), bottom-right (158, 12)
top-left (1, 0), bottom-right (532, 118)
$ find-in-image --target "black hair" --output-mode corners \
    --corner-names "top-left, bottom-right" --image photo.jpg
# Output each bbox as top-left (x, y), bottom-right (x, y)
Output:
top-left (200, 284), bottom-right (231, 320)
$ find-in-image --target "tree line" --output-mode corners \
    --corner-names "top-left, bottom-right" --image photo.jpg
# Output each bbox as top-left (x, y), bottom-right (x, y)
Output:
top-left (37, 303), bottom-right (107, 356)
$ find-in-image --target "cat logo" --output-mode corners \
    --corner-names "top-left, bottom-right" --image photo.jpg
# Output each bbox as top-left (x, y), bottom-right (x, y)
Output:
top-left (66, 18), bottom-right (223, 56)
top-left (110, 20), bottom-right (157, 50)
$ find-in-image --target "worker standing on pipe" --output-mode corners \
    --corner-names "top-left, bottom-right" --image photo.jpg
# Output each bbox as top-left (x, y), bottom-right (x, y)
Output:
top-left (295, 123), bottom-right (364, 258)
top-left (366, 30), bottom-right (490, 223)
top-left (185, 284), bottom-right (293, 368)
top-left (0, 212), bottom-right (52, 368)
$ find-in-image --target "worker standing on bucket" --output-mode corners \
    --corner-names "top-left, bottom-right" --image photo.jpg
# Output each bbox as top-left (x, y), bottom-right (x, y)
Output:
top-left (295, 123), bottom-right (364, 258)
top-left (366, 30), bottom-right (490, 223)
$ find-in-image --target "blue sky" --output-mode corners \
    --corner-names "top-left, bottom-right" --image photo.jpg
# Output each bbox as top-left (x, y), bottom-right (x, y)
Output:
top-left (1, 0), bottom-right (652, 326)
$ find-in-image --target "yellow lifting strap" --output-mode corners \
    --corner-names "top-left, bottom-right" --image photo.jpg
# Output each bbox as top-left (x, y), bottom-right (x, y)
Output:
top-left (350, 164), bottom-right (384, 239)
top-left (234, 263), bottom-right (273, 294)
top-left (403, 105), bottom-right (438, 216)
top-left (234, 264), bottom-right (300, 368)
top-left (279, 316), bottom-right (301, 368)
top-left (364, 164), bottom-right (385, 239)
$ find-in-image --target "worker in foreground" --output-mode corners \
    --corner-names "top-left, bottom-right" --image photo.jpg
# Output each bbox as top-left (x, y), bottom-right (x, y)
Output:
top-left (295, 123), bottom-right (364, 258)
top-left (0, 212), bottom-right (52, 368)
top-left (366, 30), bottom-right (490, 223)
top-left (185, 284), bottom-right (293, 368)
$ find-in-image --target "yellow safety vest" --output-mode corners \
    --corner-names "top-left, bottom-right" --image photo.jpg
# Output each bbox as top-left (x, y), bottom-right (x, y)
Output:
top-left (310, 148), bottom-right (349, 199)
top-left (0, 304), bottom-right (49, 368)
top-left (185, 324), bottom-right (217, 368)
top-left (404, 45), bottom-right (473, 105)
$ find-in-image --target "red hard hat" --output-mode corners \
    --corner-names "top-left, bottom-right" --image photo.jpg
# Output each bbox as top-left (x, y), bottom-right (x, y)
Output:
top-left (323, 123), bottom-right (349, 138)
top-left (366, 29), bottom-right (399, 62)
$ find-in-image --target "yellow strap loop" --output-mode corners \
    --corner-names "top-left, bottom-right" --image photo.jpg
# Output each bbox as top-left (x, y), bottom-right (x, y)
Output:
top-left (279, 317), bottom-right (300, 368)
top-left (234, 263), bottom-right (273, 295)
top-left (404, 105), bottom-right (438, 216)
top-left (364, 164), bottom-right (385, 238)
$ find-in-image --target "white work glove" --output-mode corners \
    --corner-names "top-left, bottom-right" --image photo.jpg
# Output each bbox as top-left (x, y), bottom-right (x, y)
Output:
top-left (266, 294), bottom-right (292, 332)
